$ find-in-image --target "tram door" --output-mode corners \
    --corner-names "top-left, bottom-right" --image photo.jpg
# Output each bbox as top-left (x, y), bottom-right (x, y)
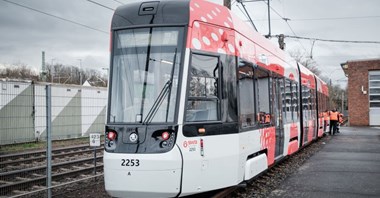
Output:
top-left (273, 78), bottom-right (284, 158)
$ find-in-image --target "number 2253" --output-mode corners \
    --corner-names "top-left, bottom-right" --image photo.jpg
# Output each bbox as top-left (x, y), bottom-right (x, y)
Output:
top-left (121, 159), bottom-right (140, 167)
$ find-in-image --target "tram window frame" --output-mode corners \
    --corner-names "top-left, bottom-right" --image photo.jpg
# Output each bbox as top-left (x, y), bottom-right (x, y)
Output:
top-left (284, 79), bottom-right (293, 123)
top-left (311, 88), bottom-right (316, 120)
top-left (185, 53), bottom-right (221, 122)
top-left (301, 85), bottom-right (310, 121)
top-left (238, 59), bottom-right (258, 130)
top-left (256, 68), bottom-right (271, 127)
top-left (277, 77), bottom-right (286, 124)
top-left (318, 92), bottom-right (325, 119)
top-left (292, 82), bottom-right (299, 122)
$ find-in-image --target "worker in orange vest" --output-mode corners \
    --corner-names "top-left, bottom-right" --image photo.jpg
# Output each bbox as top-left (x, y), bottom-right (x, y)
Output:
top-left (264, 113), bottom-right (271, 124)
top-left (337, 113), bottom-right (344, 133)
top-left (323, 110), bottom-right (329, 133)
top-left (329, 109), bottom-right (339, 135)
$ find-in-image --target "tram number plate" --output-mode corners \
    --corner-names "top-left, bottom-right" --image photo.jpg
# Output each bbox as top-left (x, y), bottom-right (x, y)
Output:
top-left (121, 159), bottom-right (140, 167)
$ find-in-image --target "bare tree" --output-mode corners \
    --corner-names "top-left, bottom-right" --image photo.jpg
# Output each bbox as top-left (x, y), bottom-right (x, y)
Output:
top-left (45, 62), bottom-right (107, 87)
top-left (328, 83), bottom-right (346, 112)
top-left (288, 49), bottom-right (321, 76)
top-left (288, 49), bottom-right (346, 111)
top-left (82, 68), bottom-right (108, 87)
top-left (0, 63), bottom-right (38, 81)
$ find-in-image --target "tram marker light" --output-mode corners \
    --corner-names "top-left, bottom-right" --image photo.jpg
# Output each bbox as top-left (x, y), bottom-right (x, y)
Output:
top-left (198, 128), bottom-right (206, 134)
top-left (107, 131), bottom-right (117, 141)
top-left (162, 131), bottom-right (170, 141)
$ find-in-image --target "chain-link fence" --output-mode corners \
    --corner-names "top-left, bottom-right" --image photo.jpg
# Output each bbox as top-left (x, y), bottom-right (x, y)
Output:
top-left (0, 80), bottom-right (106, 197)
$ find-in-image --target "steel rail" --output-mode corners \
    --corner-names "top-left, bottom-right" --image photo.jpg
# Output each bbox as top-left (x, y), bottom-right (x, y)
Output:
top-left (0, 144), bottom-right (103, 161)
top-left (0, 156), bottom-right (103, 180)
top-left (0, 164), bottom-right (104, 196)
top-left (0, 147), bottom-right (103, 168)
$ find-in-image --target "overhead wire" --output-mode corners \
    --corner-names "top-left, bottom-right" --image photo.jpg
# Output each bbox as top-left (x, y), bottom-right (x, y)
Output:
top-left (111, 0), bottom-right (124, 5)
top-left (236, 0), bottom-right (258, 31)
top-left (260, 1), bottom-right (308, 52)
top-left (2, 0), bottom-right (108, 34)
top-left (279, 35), bottom-right (380, 44)
top-left (87, 0), bottom-right (115, 11)
top-left (290, 15), bottom-right (380, 21)
top-left (235, 3), bottom-right (251, 22)
top-left (247, 15), bottom-right (380, 21)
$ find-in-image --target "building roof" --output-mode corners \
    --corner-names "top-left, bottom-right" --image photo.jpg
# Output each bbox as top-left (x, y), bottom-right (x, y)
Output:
top-left (340, 58), bottom-right (380, 77)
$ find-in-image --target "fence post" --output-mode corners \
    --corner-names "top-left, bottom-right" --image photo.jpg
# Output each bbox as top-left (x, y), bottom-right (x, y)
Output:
top-left (46, 85), bottom-right (52, 198)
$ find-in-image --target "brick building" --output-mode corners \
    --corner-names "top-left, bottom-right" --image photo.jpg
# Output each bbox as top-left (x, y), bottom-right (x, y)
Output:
top-left (341, 59), bottom-right (380, 126)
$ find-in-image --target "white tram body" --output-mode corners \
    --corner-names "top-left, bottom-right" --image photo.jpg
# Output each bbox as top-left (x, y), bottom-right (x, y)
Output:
top-left (104, 0), bottom-right (329, 197)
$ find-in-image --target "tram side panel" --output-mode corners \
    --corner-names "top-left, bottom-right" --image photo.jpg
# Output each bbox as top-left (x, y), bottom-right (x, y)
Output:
top-left (181, 17), bottom-right (242, 194)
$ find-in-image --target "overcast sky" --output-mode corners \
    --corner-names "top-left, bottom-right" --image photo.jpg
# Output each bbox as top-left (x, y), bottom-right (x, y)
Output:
top-left (0, 0), bottom-right (379, 88)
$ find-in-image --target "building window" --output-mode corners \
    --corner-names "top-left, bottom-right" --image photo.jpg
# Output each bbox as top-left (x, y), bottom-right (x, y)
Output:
top-left (369, 71), bottom-right (380, 108)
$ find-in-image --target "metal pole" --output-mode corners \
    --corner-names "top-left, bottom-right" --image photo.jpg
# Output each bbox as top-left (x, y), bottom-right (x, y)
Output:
top-left (267, 0), bottom-right (271, 37)
top-left (78, 59), bottom-right (82, 85)
top-left (341, 92), bottom-right (344, 113)
top-left (50, 59), bottom-right (55, 83)
top-left (94, 147), bottom-right (97, 177)
top-left (46, 85), bottom-right (52, 198)
top-left (239, 1), bottom-right (258, 31)
top-left (224, 0), bottom-right (231, 9)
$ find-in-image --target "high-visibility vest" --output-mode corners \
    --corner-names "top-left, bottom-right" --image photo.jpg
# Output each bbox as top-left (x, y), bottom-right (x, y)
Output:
top-left (323, 112), bottom-right (329, 120)
top-left (265, 114), bottom-right (271, 123)
top-left (339, 113), bottom-right (344, 123)
top-left (330, 111), bottom-right (339, 121)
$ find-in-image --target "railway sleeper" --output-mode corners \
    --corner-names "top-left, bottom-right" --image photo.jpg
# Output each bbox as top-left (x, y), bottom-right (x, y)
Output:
top-left (0, 156), bottom-right (103, 179)
top-left (0, 144), bottom-right (103, 161)
top-left (0, 153), bottom-right (98, 170)
top-left (0, 165), bottom-right (103, 196)
top-left (12, 190), bottom-right (29, 195)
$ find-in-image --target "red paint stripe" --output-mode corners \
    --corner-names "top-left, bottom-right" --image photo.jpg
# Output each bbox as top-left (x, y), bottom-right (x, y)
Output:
top-left (288, 140), bottom-right (299, 155)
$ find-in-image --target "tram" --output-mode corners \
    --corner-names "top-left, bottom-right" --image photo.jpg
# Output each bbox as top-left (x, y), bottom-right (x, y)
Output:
top-left (103, 0), bottom-right (329, 197)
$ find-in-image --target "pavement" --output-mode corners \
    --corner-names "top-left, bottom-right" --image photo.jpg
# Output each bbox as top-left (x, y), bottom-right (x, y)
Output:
top-left (269, 126), bottom-right (380, 198)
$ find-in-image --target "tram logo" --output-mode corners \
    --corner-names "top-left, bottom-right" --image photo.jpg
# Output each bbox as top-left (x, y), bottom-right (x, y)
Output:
top-left (129, 133), bottom-right (138, 143)
top-left (183, 140), bottom-right (198, 150)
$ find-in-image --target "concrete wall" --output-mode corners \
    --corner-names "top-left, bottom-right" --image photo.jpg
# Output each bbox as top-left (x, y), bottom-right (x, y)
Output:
top-left (0, 80), bottom-right (107, 145)
top-left (0, 81), bottom-right (35, 144)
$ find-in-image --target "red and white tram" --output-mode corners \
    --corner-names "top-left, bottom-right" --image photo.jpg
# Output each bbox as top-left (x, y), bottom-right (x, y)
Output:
top-left (104, 0), bottom-right (329, 197)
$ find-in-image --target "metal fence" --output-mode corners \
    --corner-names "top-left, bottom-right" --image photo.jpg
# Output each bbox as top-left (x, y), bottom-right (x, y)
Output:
top-left (0, 79), bottom-right (107, 145)
top-left (0, 80), bottom-right (106, 197)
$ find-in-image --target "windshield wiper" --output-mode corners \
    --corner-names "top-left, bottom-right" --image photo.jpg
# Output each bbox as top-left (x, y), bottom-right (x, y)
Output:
top-left (143, 48), bottom-right (177, 124)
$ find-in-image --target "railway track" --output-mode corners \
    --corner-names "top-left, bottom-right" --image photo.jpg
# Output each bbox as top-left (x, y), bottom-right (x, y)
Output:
top-left (231, 136), bottom-right (330, 198)
top-left (192, 136), bottom-right (330, 198)
top-left (0, 145), bottom-right (103, 172)
top-left (0, 145), bottom-right (104, 197)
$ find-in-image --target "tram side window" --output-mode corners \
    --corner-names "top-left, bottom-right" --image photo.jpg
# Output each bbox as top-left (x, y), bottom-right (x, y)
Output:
top-left (292, 83), bottom-right (299, 121)
top-left (256, 69), bottom-right (271, 126)
top-left (318, 92), bottom-right (324, 119)
top-left (311, 90), bottom-right (317, 120)
top-left (238, 59), bottom-right (256, 129)
top-left (186, 54), bottom-right (220, 122)
top-left (285, 79), bottom-right (293, 123)
top-left (279, 78), bottom-right (286, 123)
top-left (302, 85), bottom-right (311, 120)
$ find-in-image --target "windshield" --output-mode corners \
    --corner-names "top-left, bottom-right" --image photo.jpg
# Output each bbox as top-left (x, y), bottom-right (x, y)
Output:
top-left (109, 27), bottom-right (184, 123)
